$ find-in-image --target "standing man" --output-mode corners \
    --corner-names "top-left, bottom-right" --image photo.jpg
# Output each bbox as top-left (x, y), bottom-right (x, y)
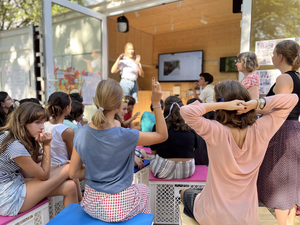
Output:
top-left (192, 73), bottom-right (214, 103)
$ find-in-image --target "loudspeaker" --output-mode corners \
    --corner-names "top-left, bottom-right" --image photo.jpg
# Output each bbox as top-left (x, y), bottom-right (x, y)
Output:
top-left (232, 0), bottom-right (243, 13)
top-left (117, 15), bottom-right (129, 33)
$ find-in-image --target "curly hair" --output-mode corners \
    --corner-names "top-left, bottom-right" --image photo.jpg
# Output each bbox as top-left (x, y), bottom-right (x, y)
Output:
top-left (237, 52), bottom-right (259, 72)
top-left (164, 96), bottom-right (191, 132)
top-left (214, 80), bottom-right (257, 129)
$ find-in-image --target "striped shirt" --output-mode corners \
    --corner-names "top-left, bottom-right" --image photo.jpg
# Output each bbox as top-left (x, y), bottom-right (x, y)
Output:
top-left (0, 132), bottom-right (30, 183)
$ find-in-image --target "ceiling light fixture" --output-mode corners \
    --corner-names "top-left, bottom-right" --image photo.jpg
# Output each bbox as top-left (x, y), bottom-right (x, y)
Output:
top-left (177, 1), bottom-right (181, 7)
top-left (154, 25), bottom-right (156, 33)
top-left (134, 11), bottom-right (139, 17)
top-left (171, 22), bottom-right (174, 31)
top-left (200, 16), bottom-right (208, 25)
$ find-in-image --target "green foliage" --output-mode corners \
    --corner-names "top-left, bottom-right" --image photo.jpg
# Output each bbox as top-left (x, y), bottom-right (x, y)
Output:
top-left (0, 0), bottom-right (85, 30)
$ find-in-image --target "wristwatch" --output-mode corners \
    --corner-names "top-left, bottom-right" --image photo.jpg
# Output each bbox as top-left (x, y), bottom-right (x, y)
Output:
top-left (259, 98), bottom-right (266, 110)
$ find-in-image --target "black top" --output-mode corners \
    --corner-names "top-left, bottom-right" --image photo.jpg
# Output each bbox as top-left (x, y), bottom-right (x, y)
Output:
top-left (150, 125), bottom-right (197, 159)
top-left (194, 135), bottom-right (209, 165)
top-left (267, 71), bottom-right (300, 120)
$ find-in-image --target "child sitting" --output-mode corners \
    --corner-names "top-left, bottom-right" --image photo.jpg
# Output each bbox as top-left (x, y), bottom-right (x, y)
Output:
top-left (70, 78), bottom-right (167, 222)
top-left (140, 99), bottom-right (164, 132)
top-left (63, 100), bottom-right (85, 134)
top-left (123, 95), bottom-right (141, 130)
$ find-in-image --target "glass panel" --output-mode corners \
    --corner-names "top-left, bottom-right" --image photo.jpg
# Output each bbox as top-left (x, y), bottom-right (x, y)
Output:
top-left (51, 3), bottom-right (102, 120)
top-left (250, 0), bottom-right (300, 70)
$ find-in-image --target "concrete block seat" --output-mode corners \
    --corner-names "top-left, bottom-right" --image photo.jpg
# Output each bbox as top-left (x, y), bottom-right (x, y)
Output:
top-left (0, 198), bottom-right (49, 225)
top-left (47, 203), bottom-right (154, 225)
top-left (149, 165), bottom-right (208, 224)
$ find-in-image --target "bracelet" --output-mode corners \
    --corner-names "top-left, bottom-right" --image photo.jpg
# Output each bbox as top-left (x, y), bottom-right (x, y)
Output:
top-left (152, 105), bottom-right (161, 109)
top-left (255, 99), bottom-right (260, 109)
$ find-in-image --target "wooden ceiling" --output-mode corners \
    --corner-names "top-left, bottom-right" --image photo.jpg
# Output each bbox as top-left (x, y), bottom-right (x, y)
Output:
top-left (109, 0), bottom-right (242, 35)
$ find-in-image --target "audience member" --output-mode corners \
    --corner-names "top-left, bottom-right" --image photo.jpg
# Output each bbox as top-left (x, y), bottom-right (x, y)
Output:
top-left (192, 73), bottom-right (214, 103)
top-left (180, 80), bottom-right (297, 224)
top-left (45, 92), bottom-right (82, 202)
top-left (0, 102), bottom-right (78, 216)
top-left (123, 95), bottom-right (141, 129)
top-left (64, 100), bottom-right (85, 134)
top-left (150, 96), bottom-right (197, 179)
top-left (257, 40), bottom-right (300, 225)
top-left (140, 100), bottom-right (164, 132)
top-left (19, 98), bottom-right (40, 105)
top-left (69, 93), bottom-right (88, 129)
top-left (69, 78), bottom-right (167, 222)
top-left (236, 51), bottom-right (260, 99)
top-left (0, 92), bottom-right (14, 127)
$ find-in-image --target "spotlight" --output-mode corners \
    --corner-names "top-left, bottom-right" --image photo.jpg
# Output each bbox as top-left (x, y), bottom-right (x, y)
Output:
top-left (201, 16), bottom-right (208, 25)
top-left (117, 15), bottom-right (129, 32)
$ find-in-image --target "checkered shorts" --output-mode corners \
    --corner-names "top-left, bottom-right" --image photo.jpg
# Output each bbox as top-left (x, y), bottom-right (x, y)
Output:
top-left (81, 184), bottom-right (150, 222)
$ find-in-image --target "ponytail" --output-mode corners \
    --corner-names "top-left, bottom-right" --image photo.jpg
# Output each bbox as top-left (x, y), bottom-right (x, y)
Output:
top-left (292, 53), bottom-right (300, 71)
top-left (46, 92), bottom-right (70, 120)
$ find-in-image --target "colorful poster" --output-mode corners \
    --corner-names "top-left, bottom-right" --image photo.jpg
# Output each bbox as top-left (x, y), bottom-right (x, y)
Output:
top-left (255, 38), bottom-right (295, 65)
top-left (256, 69), bottom-right (281, 95)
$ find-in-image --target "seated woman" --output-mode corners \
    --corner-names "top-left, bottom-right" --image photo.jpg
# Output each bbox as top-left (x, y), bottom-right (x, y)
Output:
top-left (150, 96), bottom-right (197, 179)
top-left (179, 80), bottom-right (298, 225)
top-left (0, 102), bottom-right (78, 216)
top-left (69, 78), bottom-right (168, 223)
top-left (140, 99), bottom-right (164, 132)
top-left (0, 92), bottom-right (14, 127)
top-left (64, 100), bottom-right (85, 134)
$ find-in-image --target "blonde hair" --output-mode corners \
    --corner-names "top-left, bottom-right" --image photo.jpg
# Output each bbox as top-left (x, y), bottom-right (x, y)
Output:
top-left (275, 40), bottom-right (300, 71)
top-left (92, 79), bottom-right (123, 128)
top-left (124, 42), bottom-right (134, 52)
top-left (0, 102), bottom-right (49, 158)
top-left (237, 52), bottom-right (259, 72)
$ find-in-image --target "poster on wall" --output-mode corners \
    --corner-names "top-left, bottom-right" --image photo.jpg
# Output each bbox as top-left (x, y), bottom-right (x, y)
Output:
top-left (255, 38), bottom-right (295, 65)
top-left (256, 69), bottom-right (281, 95)
top-left (55, 70), bottom-right (101, 105)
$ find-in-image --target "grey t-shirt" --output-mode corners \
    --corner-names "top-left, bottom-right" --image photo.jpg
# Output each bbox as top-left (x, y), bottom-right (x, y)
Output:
top-left (74, 125), bottom-right (139, 194)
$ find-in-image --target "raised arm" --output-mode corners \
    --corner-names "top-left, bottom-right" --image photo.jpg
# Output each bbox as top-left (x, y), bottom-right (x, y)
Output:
top-left (137, 78), bottom-right (168, 146)
top-left (111, 53), bottom-right (124, 74)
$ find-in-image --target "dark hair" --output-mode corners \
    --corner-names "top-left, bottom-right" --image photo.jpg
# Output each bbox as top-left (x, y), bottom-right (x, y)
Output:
top-left (200, 73), bottom-right (214, 84)
top-left (187, 98), bottom-right (202, 105)
top-left (0, 102), bottom-right (49, 158)
top-left (275, 40), bottom-right (300, 71)
top-left (125, 95), bottom-right (136, 106)
top-left (150, 99), bottom-right (164, 111)
top-left (45, 92), bottom-right (70, 120)
top-left (65, 100), bottom-right (84, 122)
top-left (214, 80), bottom-right (257, 129)
top-left (0, 92), bottom-right (9, 127)
top-left (69, 93), bottom-right (83, 103)
top-left (164, 96), bottom-right (191, 132)
top-left (19, 98), bottom-right (40, 105)
top-left (114, 113), bottom-right (125, 127)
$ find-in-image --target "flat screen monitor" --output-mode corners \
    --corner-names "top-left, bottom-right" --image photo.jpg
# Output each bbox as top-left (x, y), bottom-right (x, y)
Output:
top-left (158, 50), bottom-right (203, 82)
top-left (220, 57), bottom-right (238, 72)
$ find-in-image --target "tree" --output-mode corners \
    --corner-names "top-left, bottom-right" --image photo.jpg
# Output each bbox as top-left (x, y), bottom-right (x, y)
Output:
top-left (0, 0), bottom-right (85, 31)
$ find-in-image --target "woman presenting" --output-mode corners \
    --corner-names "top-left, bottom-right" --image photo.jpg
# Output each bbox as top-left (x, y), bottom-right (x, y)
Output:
top-left (111, 43), bottom-right (144, 103)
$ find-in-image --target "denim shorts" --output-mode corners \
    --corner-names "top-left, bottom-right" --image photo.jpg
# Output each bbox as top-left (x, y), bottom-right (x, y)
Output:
top-left (120, 78), bottom-right (139, 102)
top-left (181, 188), bottom-right (202, 220)
top-left (0, 174), bottom-right (26, 216)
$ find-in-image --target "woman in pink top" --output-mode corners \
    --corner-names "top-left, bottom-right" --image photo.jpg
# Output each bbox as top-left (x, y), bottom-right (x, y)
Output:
top-left (179, 80), bottom-right (297, 225)
top-left (236, 52), bottom-right (260, 99)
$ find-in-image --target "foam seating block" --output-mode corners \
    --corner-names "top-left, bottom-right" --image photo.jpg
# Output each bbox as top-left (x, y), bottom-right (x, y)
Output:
top-left (0, 198), bottom-right (49, 225)
top-left (149, 165), bottom-right (208, 224)
top-left (133, 160), bottom-right (150, 186)
top-left (178, 205), bottom-right (280, 225)
top-left (47, 203), bottom-right (154, 225)
top-left (178, 205), bottom-right (198, 225)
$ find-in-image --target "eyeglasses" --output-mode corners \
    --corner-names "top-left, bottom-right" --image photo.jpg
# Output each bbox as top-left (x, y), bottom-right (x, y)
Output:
top-left (4, 97), bottom-right (12, 101)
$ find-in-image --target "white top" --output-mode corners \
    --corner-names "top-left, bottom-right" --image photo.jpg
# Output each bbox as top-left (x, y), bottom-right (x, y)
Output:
top-left (118, 56), bottom-right (141, 81)
top-left (44, 122), bottom-right (69, 165)
top-left (199, 84), bottom-right (214, 103)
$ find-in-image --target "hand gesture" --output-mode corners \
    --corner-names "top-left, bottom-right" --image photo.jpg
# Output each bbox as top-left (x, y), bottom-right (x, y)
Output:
top-left (135, 55), bottom-right (141, 64)
top-left (236, 100), bottom-right (257, 115)
top-left (135, 156), bottom-right (144, 169)
top-left (118, 53), bottom-right (125, 60)
top-left (193, 82), bottom-right (199, 89)
top-left (151, 78), bottom-right (162, 105)
top-left (36, 132), bottom-right (52, 146)
top-left (133, 112), bottom-right (141, 120)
